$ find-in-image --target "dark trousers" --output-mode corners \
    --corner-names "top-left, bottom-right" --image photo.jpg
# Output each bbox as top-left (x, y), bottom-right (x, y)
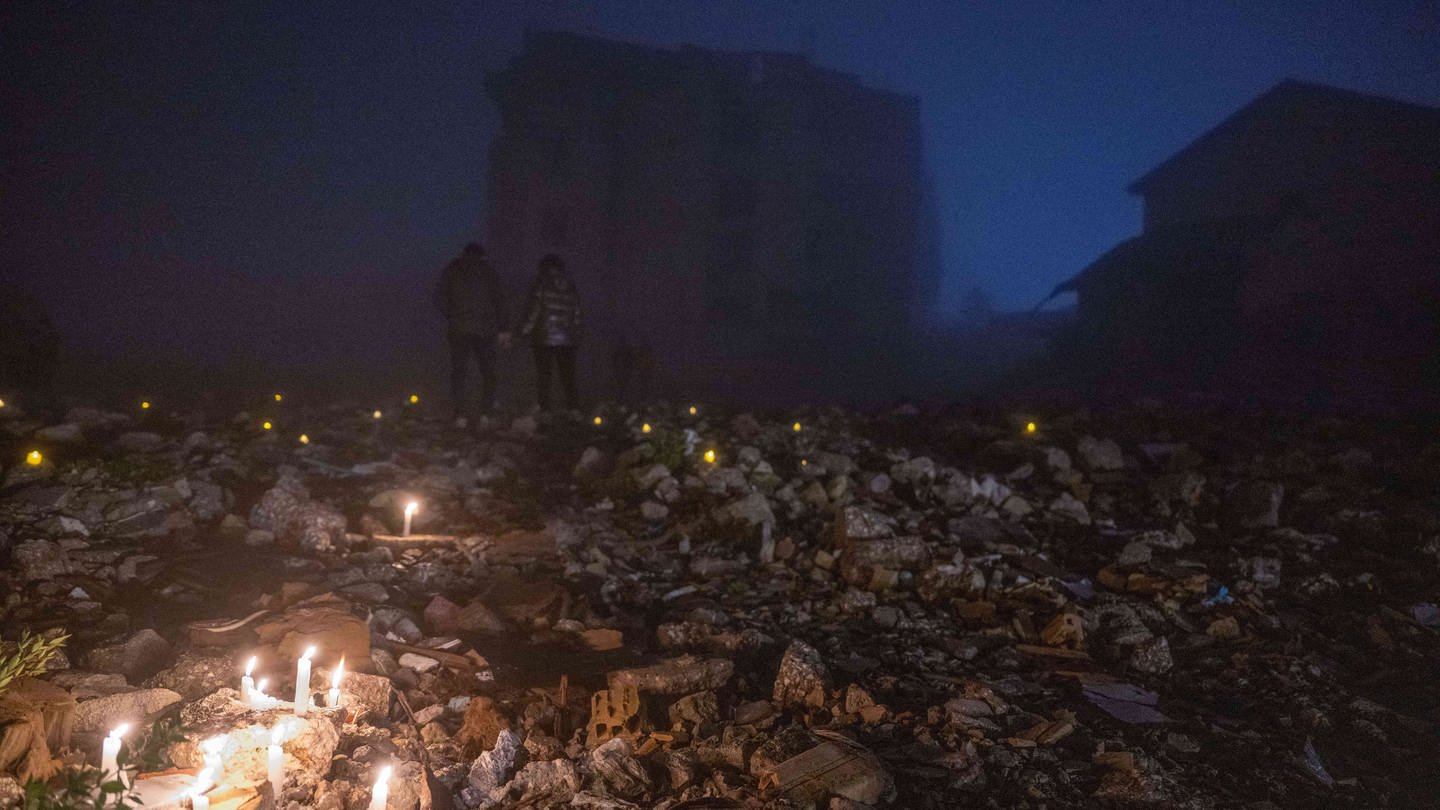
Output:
top-left (534, 344), bottom-right (578, 411)
top-left (448, 332), bottom-right (497, 415)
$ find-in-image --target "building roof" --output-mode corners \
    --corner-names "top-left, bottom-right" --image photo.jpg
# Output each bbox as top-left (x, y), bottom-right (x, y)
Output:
top-left (1127, 79), bottom-right (1440, 195)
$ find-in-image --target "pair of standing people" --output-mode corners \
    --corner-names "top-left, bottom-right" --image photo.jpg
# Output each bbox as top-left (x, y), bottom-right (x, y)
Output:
top-left (433, 243), bottom-right (580, 423)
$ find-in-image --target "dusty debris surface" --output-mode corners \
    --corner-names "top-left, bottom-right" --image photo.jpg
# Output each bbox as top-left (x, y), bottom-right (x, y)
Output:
top-left (2, 399), bottom-right (1439, 809)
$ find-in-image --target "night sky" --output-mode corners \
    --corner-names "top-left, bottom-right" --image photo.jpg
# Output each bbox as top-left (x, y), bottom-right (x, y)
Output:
top-left (3, 1), bottom-right (1438, 371)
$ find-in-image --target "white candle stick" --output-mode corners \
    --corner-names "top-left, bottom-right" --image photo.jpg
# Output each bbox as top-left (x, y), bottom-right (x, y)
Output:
top-left (200, 735), bottom-right (226, 778)
top-left (267, 725), bottom-right (285, 801)
top-left (293, 646), bottom-right (315, 716)
top-left (100, 723), bottom-right (129, 776)
top-left (369, 765), bottom-right (391, 810)
top-left (402, 501), bottom-right (418, 537)
top-left (241, 656), bottom-right (256, 708)
top-left (191, 767), bottom-right (213, 810)
top-left (327, 657), bottom-right (345, 709)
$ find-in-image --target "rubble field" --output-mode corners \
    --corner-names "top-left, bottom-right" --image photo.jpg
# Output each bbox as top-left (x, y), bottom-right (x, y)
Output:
top-left (2, 398), bottom-right (1438, 809)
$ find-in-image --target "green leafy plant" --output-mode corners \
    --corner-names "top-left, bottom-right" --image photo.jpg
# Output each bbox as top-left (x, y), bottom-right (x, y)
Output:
top-left (0, 632), bottom-right (69, 695)
top-left (649, 428), bottom-right (687, 472)
top-left (22, 765), bottom-right (139, 810)
top-left (132, 715), bottom-right (186, 773)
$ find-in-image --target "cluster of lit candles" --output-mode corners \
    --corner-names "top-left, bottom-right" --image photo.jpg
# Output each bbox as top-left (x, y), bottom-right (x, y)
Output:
top-left (97, 647), bottom-right (395, 809)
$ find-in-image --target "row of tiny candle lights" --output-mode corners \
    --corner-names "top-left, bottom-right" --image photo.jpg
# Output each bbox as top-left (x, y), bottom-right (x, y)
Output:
top-left (242, 649), bottom-right (345, 714)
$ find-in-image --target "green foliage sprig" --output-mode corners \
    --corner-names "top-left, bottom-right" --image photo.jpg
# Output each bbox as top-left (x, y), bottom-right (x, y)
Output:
top-left (0, 632), bottom-right (69, 695)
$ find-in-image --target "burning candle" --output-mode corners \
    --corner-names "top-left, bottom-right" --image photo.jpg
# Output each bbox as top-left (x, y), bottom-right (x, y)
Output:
top-left (792, 421), bottom-right (802, 432)
top-left (191, 767), bottom-right (213, 810)
top-left (703, 449), bottom-right (716, 465)
top-left (274, 393), bottom-right (283, 402)
top-left (688, 405), bottom-right (697, 415)
top-left (25, 450), bottom-right (42, 466)
top-left (298, 433), bottom-right (310, 445)
top-left (408, 394), bottom-right (419, 404)
top-left (262, 421), bottom-right (272, 431)
top-left (369, 765), bottom-right (391, 810)
top-left (593, 415), bottom-right (603, 426)
top-left (241, 656), bottom-right (256, 706)
top-left (100, 723), bottom-right (128, 776)
top-left (1025, 421), bottom-right (1037, 435)
top-left (141, 400), bottom-right (151, 410)
top-left (642, 423), bottom-right (652, 434)
top-left (402, 501), bottom-right (418, 537)
top-left (327, 657), bottom-right (345, 709)
top-left (293, 647), bottom-right (315, 715)
top-left (266, 725), bottom-right (284, 801)
top-left (372, 409), bottom-right (383, 420)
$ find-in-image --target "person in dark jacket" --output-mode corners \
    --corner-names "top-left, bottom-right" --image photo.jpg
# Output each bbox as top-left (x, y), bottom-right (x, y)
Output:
top-left (519, 254), bottom-right (581, 411)
top-left (433, 243), bottom-right (509, 424)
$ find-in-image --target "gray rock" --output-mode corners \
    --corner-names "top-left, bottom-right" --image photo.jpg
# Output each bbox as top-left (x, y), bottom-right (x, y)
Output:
top-left (1077, 436), bottom-right (1126, 471)
top-left (608, 656), bottom-right (734, 696)
top-left (773, 639), bottom-right (830, 709)
top-left (36, 423), bottom-right (83, 443)
top-left (85, 629), bottom-right (172, 682)
top-left (73, 687), bottom-right (182, 734)
top-left (12, 540), bottom-right (72, 581)
top-left (143, 651), bottom-right (236, 700)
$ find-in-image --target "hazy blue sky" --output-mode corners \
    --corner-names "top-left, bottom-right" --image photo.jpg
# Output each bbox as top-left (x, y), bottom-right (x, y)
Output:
top-left (3, 1), bottom-right (1437, 364)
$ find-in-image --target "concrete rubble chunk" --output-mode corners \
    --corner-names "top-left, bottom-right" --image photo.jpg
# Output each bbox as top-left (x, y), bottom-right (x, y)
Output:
top-left (607, 656), bottom-right (733, 696)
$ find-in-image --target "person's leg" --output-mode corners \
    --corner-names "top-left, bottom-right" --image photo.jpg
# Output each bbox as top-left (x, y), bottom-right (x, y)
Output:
top-left (475, 335), bottom-right (498, 414)
top-left (534, 345), bottom-right (554, 411)
top-left (448, 332), bottom-right (470, 418)
top-left (557, 345), bottom-right (579, 411)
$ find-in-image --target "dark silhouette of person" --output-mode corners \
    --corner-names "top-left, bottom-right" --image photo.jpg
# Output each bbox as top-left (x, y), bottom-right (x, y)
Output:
top-left (519, 254), bottom-right (581, 411)
top-left (433, 243), bottom-right (509, 425)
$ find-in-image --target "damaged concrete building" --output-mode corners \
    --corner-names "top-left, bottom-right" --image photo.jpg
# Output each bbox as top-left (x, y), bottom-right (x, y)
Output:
top-left (1050, 80), bottom-right (1440, 406)
top-left (483, 32), bottom-right (937, 401)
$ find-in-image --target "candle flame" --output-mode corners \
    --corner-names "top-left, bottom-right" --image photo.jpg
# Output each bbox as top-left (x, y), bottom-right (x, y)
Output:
top-left (408, 394), bottom-right (419, 404)
top-left (332, 657), bottom-right (345, 689)
top-left (141, 401), bottom-right (151, 410)
top-left (298, 433), bottom-right (310, 445)
top-left (262, 421), bottom-right (272, 430)
top-left (642, 423), bottom-right (652, 433)
top-left (375, 765), bottom-right (392, 786)
top-left (792, 421), bottom-right (802, 432)
top-left (688, 405), bottom-right (697, 415)
top-left (301, 646), bottom-right (316, 661)
top-left (372, 409), bottom-right (382, 419)
top-left (274, 393), bottom-right (283, 402)
top-left (256, 678), bottom-right (269, 694)
top-left (404, 501), bottom-right (418, 518)
top-left (245, 656), bottom-right (257, 677)
top-left (593, 415), bottom-right (603, 425)
top-left (1025, 421), bottom-right (1037, 434)
top-left (25, 450), bottom-right (42, 466)
top-left (703, 449), bottom-right (716, 464)
top-left (109, 723), bottom-right (130, 739)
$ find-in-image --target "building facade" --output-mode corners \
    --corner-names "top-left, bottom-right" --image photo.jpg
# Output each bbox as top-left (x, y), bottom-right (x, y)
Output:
top-left (483, 32), bottom-right (935, 402)
top-left (1052, 80), bottom-right (1440, 406)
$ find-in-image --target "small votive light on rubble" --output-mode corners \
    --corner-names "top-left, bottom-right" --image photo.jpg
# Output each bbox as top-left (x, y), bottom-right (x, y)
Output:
top-left (402, 500), bottom-right (419, 536)
top-left (100, 723), bottom-right (128, 776)
top-left (327, 657), bottom-right (344, 708)
top-left (688, 405), bottom-right (697, 415)
top-left (274, 393), bottom-right (283, 402)
top-left (642, 422), bottom-right (652, 434)
top-left (703, 449), bottom-right (716, 464)
top-left (792, 421), bottom-right (802, 432)
top-left (262, 421), bottom-right (272, 431)
top-left (372, 409), bottom-right (382, 420)
top-left (1025, 421), bottom-right (1037, 435)
top-left (25, 450), bottom-right (42, 466)
top-left (141, 400), bottom-right (151, 410)
top-left (191, 767), bottom-right (214, 810)
top-left (800, 458), bottom-right (808, 468)
top-left (369, 765), bottom-right (392, 810)
top-left (0, 398), bottom-right (6, 408)
top-left (298, 433), bottom-right (310, 445)
top-left (267, 724), bottom-right (284, 800)
top-left (593, 415), bottom-right (603, 426)
top-left (408, 394), bottom-right (419, 404)
top-left (242, 656), bottom-right (256, 704)
top-left (293, 646), bottom-right (315, 715)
